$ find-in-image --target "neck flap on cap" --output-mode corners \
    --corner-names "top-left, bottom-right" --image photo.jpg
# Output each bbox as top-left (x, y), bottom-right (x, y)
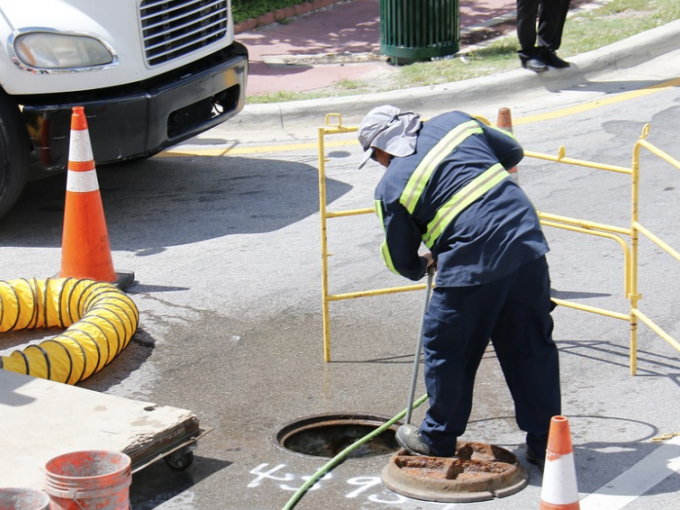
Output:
top-left (358, 105), bottom-right (422, 169)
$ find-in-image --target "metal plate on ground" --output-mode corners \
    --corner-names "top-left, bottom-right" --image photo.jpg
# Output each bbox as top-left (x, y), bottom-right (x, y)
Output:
top-left (381, 441), bottom-right (528, 503)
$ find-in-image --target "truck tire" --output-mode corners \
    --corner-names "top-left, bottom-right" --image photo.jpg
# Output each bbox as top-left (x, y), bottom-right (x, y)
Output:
top-left (0, 91), bottom-right (29, 220)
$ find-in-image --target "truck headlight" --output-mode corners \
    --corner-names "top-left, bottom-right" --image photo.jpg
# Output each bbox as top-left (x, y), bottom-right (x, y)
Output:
top-left (14, 32), bottom-right (114, 70)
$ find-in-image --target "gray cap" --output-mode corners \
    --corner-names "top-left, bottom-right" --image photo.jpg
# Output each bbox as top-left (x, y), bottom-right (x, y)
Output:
top-left (357, 105), bottom-right (422, 169)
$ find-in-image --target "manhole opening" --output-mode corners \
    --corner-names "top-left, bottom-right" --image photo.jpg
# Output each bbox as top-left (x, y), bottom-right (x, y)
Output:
top-left (274, 413), bottom-right (400, 459)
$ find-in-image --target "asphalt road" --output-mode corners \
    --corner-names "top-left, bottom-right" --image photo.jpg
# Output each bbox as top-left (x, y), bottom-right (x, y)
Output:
top-left (1, 48), bottom-right (680, 510)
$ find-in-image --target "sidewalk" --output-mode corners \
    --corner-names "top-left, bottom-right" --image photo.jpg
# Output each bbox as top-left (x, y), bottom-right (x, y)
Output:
top-left (237, 0), bottom-right (517, 96)
top-left (216, 16), bottom-right (680, 134)
top-left (208, 2), bottom-right (680, 135)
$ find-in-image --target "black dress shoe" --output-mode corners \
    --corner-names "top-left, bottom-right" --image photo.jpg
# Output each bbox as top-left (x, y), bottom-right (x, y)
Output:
top-left (541, 49), bottom-right (570, 69)
top-left (520, 57), bottom-right (548, 73)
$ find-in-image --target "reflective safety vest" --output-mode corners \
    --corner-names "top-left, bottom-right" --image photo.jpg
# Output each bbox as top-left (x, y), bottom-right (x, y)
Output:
top-left (378, 120), bottom-right (511, 251)
top-left (374, 111), bottom-right (541, 284)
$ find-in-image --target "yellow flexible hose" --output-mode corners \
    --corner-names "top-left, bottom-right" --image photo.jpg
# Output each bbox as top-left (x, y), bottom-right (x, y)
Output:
top-left (0, 277), bottom-right (139, 385)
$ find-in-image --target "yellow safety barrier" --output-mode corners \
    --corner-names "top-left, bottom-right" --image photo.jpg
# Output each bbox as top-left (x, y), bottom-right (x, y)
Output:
top-left (318, 114), bottom-right (679, 374)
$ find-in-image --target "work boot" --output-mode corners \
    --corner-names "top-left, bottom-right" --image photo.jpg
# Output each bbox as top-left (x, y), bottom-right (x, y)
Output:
top-left (526, 446), bottom-right (546, 470)
top-left (396, 424), bottom-right (432, 456)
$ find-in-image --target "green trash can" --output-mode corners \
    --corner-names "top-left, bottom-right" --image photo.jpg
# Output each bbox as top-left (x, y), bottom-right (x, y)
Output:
top-left (380, 0), bottom-right (460, 65)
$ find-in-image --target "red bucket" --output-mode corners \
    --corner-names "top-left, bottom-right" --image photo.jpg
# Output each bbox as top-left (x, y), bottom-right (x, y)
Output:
top-left (44, 451), bottom-right (131, 510)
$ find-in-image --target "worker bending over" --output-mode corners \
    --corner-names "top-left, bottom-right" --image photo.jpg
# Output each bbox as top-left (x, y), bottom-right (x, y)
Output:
top-left (357, 105), bottom-right (561, 467)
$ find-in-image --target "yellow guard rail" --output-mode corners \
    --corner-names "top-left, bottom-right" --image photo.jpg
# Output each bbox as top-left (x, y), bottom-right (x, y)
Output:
top-left (318, 114), bottom-right (679, 374)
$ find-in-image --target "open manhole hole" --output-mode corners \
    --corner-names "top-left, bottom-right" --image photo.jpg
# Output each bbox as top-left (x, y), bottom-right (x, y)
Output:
top-left (273, 413), bottom-right (400, 459)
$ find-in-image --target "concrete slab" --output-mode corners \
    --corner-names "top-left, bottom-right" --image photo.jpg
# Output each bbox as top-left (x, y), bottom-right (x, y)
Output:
top-left (0, 370), bottom-right (205, 490)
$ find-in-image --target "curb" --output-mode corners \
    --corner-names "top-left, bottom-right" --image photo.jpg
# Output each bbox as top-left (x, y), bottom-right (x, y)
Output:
top-left (230, 19), bottom-right (680, 130)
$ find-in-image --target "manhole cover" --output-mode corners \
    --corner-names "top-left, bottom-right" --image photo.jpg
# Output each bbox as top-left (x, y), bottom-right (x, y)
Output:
top-left (381, 441), bottom-right (528, 503)
top-left (273, 413), bottom-right (399, 459)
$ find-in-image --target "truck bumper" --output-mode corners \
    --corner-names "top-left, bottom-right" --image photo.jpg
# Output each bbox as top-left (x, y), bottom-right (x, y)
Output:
top-left (19, 43), bottom-right (248, 171)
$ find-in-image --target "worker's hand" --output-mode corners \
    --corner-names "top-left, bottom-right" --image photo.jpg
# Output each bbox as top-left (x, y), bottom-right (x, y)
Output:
top-left (423, 252), bottom-right (436, 275)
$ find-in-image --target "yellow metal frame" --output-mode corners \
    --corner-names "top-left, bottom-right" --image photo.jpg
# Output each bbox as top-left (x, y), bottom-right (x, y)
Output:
top-left (318, 114), bottom-right (680, 373)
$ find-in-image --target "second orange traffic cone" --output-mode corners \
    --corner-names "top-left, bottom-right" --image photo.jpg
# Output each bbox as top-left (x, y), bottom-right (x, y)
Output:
top-left (59, 106), bottom-right (134, 289)
top-left (496, 107), bottom-right (519, 184)
top-left (539, 415), bottom-right (580, 510)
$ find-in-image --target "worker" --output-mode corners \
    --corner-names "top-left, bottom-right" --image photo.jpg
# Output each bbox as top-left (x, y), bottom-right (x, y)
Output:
top-left (357, 105), bottom-right (561, 467)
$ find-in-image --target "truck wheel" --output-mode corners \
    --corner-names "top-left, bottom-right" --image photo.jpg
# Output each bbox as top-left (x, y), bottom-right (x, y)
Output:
top-left (0, 91), bottom-right (29, 220)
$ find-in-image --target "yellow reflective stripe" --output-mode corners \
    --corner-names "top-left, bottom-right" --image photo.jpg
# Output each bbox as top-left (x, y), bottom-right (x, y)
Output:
top-left (490, 124), bottom-right (518, 141)
top-left (422, 163), bottom-right (509, 248)
top-left (374, 199), bottom-right (399, 274)
top-left (400, 120), bottom-right (483, 214)
top-left (374, 199), bottom-right (383, 221)
top-left (380, 241), bottom-right (400, 275)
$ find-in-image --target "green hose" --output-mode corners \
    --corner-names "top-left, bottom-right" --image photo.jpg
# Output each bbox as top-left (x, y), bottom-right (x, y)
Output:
top-left (281, 392), bottom-right (429, 510)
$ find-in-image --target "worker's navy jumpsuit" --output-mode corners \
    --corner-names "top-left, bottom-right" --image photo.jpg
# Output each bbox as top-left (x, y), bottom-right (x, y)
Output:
top-left (374, 110), bottom-right (561, 457)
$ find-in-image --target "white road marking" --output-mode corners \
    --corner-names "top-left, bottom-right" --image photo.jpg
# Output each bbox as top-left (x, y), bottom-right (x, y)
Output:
top-left (580, 436), bottom-right (680, 510)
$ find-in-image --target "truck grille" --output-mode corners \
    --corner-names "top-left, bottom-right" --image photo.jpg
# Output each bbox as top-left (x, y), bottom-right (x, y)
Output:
top-left (140, 0), bottom-right (228, 66)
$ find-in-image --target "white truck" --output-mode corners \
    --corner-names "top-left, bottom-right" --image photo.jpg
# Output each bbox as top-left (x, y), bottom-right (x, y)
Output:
top-left (0, 0), bottom-right (248, 219)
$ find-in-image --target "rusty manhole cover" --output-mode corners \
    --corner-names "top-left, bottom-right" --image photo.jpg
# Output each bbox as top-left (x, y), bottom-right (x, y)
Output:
top-left (381, 441), bottom-right (528, 503)
top-left (273, 413), bottom-right (400, 459)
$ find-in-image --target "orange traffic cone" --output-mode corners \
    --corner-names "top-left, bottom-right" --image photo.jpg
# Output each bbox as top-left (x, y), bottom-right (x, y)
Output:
top-left (496, 107), bottom-right (519, 184)
top-left (59, 106), bottom-right (134, 289)
top-left (539, 416), bottom-right (580, 510)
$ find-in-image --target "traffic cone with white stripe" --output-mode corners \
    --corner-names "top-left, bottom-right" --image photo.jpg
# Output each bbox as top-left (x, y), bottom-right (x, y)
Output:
top-left (496, 107), bottom-right (519, 184)
top-left (59, 106), bottom-right (134, 289)
top-left (540, 416), bottom-right (580, 509)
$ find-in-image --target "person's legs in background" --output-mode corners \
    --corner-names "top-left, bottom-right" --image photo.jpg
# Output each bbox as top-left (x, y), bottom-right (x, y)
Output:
top-left (516, 0), bottom-right (571, 71)
top-left (537, 0), bottom-right (571, 68)
top-left (516, 0), bottom-right (547, 71)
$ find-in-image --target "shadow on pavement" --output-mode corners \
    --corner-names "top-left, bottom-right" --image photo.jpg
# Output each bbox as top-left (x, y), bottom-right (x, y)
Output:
top-left (559, 339), bottom-right (680, 376)
top-left (130, 455), bottom-right (233, 510)
top-left (0, 156), bottom-right (352, 251)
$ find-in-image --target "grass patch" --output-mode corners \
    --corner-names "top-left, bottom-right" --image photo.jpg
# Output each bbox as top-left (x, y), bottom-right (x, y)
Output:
top-left (391, 0), bottom-right (676, 89)
top-left (232, 0), bottom-right (303, 23)
top-left (244, 0), bottom-right (679, 103)
top-left (245, 90), bottom-right (302, 104)
top-left (560, 0), bottom-right (674, 56)
top-left (393, 40), bottom-right (520, 88)
top-left (245, 88), bottom-right (373, 104)
top-left (334, 79), bottom-right (367, 91)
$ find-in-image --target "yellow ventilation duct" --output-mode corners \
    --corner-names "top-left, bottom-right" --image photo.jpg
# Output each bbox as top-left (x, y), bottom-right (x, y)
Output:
top-left (0, 278), bottom-right (139, 385)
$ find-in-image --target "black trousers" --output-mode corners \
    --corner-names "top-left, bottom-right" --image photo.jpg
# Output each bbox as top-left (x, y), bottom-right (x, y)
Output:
top-left (418, 256), bottom-right (561, 457)
top-left (516, 0), bottom-right (571, 56)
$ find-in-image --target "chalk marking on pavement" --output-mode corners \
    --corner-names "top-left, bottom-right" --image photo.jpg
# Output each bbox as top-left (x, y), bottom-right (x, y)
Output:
top-left (158, 76), bottom-right (680, 158)
top-left (579, 435), bottom-right (680, 510)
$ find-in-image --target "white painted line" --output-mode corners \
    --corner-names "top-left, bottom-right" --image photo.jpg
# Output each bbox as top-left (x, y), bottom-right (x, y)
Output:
top-left (579, 436), bottom-right (680, 510)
